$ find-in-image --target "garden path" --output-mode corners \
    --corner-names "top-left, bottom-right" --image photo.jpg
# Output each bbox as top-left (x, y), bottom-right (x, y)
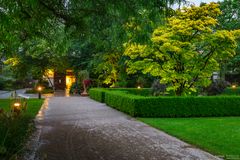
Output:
top-left (28, 95), bottom-right (221, 160)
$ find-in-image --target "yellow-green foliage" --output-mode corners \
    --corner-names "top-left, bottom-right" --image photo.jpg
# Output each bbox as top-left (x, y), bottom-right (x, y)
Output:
top-left (93, 52), bottom-right (121, 87)
top-left (124, 3), bottom-right (240, 95)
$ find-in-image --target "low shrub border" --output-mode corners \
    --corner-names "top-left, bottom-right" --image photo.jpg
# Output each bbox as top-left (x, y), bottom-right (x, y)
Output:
top-left (89, 88), bottom-right (106, 103)
top-left (222, 87), bottom-right (240, 95)
top-left (89, 88), bottom-right (240, 117)
top-left (89, 88), bottom-right (151, 103)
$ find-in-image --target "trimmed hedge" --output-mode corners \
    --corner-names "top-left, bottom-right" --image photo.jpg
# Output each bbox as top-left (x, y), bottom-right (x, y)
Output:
top-left (134, 96), bottom-right (240, 117)
top-left (105, 91), bottom-right (136, 116)
top-left (89, 88), bottom-right (151, 103)
top-left (89, 88), bottom-right (240, 117)
top-left (89, 88), bottom-right (106, 103)
top-left (115, 88), bottom-right (151, 96)
top-left (222, 87), bottom-right (240, 95)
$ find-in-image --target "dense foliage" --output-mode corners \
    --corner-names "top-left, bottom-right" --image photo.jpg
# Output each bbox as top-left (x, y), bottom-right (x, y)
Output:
top-left (217, 0), bottom-right (240, 79)
top-left (1, 0), bottom-right (240, 91)
top-left (124, 3), bottom-right (240, 95)
top-left (0, 0), bottom-right (187, 87)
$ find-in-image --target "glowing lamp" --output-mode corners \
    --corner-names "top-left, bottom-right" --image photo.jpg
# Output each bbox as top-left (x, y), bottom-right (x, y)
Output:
top-left (13, 102), bottom-right (21, 107)
top-left (37, 86), bottom-right (43, 99)
top-left (232, 85), bottom-right (237, 89)
top-left (37, 86), bottom-right (42, 92)
top-left (137, 86), bottom-right (141, 89)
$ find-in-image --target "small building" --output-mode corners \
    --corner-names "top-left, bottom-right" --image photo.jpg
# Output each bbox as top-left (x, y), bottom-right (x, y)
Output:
top-left (45, 69), bottom-right (76, 90)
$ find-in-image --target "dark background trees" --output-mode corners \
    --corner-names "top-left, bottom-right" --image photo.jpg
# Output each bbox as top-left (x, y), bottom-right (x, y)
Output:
top-left (0, 0), bottom-right (187, 88)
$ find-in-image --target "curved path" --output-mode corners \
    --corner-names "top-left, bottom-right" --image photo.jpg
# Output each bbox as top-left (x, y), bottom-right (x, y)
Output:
top-left (31, 96), bottom-right (221, 160)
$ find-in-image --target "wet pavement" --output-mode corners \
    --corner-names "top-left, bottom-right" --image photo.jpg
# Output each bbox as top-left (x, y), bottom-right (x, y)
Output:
top-left (27, 96), bottom-right (221, 160)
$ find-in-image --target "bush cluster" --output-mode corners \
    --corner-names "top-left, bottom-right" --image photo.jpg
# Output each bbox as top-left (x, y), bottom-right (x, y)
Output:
top-left (204, 79), bottom-right (230, 95)
top-left (89, 88), bottom-right (240, 117)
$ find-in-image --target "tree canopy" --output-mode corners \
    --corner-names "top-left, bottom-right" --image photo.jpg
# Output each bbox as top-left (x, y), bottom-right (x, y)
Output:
top-left (124, 3), bottom-right (240, 95)
top-left (0, 0), bottom-right (186, 81)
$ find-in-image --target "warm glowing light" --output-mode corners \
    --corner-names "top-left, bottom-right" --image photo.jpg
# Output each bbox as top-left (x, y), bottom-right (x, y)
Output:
top-left (137, 86), bottom-right (141, 89)
top-left (45, 69), bottom-right (54, 78)
top-left (66, 75), bottom-right (76, 89)
top-left (14, 102), bottom-right (21, 107)
top-left (37, 86), bottom-right (42, 91)
top-left (232, 85), bottom-right (237, 89)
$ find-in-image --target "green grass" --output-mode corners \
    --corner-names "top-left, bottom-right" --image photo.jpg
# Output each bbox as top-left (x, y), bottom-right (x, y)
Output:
top-left (139, 117), bottom-right (240, 158)
top-left (0, 99), bottom-right (44, 159)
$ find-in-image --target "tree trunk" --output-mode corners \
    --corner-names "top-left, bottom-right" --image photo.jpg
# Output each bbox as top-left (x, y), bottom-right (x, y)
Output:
top-left (175, 84), bottom-right (184, 96)
top-left (46, 75), bottom-right (54, 90)
top-left (219, 62), bottom-right (226, 81)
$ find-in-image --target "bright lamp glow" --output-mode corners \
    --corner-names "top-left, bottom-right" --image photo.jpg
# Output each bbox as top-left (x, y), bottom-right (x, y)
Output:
top-left (14, 102), bottom-right (21, 107)
top-left (37, 86), bottom-right (42, 91)
top-left (232, 85), bottom-right (237, 89)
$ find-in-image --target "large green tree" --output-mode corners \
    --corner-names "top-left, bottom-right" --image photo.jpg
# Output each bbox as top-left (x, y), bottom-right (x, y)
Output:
top-left (217, 0), bottom-right (240, 77)
top-left (124, 3), bottom-right (240, 95)
top-left (0, 0), bottom-right (186, 83)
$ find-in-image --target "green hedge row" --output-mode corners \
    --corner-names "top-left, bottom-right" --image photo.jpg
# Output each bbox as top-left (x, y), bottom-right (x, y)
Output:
top-left (89, 88), bottom-right (151, 103)
top-left (134, 96), bottom-right (240, 117)
top-left (89, 88), bottom-right (240, 117)
top-left (89, 88), bottom-right (106, 103)
top-left (222, 87), bottom-right (240, 95)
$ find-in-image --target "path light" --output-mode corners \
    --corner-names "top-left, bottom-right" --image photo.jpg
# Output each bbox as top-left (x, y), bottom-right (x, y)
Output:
top-left (37, 86), bottom-right (42, 99)
top-left (13, 102), bottom-right (21, 115)
top-left (13, 102), bottom-right (21, 107)
top-left (232, 84), bottom-right (237, 89)
top-left (137, 86), bottom-right (141, 89)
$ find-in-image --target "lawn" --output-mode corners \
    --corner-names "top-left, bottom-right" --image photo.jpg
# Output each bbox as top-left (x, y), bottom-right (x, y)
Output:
top-left (139, 117), bottom-right (240, 159)
top-left (0, 99), bottom-right (44, 160)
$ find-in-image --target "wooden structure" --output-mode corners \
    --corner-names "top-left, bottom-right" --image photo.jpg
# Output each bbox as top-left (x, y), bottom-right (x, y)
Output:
top-left (53, 70), bottom-right (75, 90)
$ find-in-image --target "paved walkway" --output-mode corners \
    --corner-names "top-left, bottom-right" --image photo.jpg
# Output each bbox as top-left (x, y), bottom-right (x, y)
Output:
top-left (28, 96), bottom-right (221, 160)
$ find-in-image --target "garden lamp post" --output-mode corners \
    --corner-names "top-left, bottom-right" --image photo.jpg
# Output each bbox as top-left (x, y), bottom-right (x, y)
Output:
top-left (37, 86), bottom-right (42, 99)
top-left (13, 102), bottom-right (21, 108)
top-left (232, 84), bottom-right (237, 95)
top-left (13, 102), bottom-right (21, 115)
top-left (232, 84), bottom-right (236, 89)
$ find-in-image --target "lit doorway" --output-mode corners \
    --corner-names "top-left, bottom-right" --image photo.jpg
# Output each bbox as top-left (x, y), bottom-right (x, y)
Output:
top-left (66, 75), bottom-right (75, 89)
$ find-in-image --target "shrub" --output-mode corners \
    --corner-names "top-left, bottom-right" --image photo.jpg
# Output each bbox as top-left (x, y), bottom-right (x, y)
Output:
top-left (151, 79), bottom-right (166, 96)
top-left (134, 96), bottom-right (240, 117)
top-left (89, 88), bottom-right (240, 117)
top-left (114, 88), bottom-right (151, 96)
top-left (105, 91), bottom-right (136, 116)
top-left (35, 80), bottom-right (50, 89)
top-left (222, 87), bottom-right (240, 95)
top-left (89, 88), bottom-right (151, 103)
top-left (205, 79), bottom-right (230, 95)
top-left (89, 88), bottom-right (106, 103)
top-left (0, 99), bottom-right (43, 159)
top-left (69, 82), bottom-right (81, 94)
